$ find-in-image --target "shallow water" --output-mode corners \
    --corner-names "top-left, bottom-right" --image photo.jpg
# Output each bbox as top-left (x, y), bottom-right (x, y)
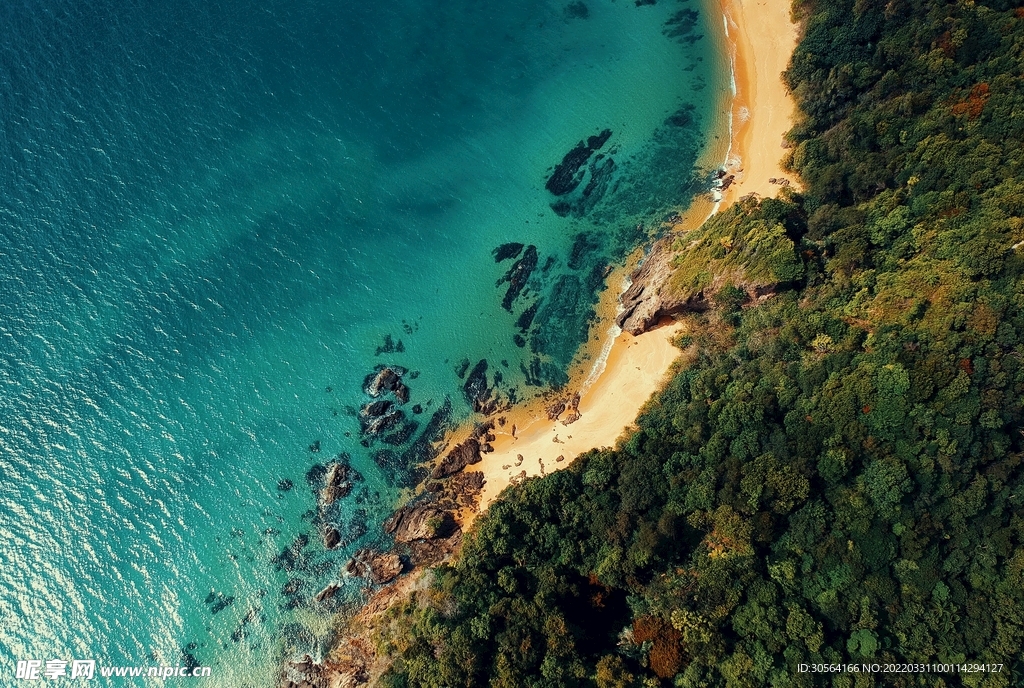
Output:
top-left (0, 0), bottom-right (729, 683)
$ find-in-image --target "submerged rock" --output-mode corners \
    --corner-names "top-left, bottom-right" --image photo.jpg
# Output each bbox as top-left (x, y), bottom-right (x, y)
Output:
top-left (374, 334), bottom-right (405, 356)
top-left (381, 419), bottom-right (419, 446)
top-left (272, 534), bottom-right (310, 572)
top-left (545, 129), bottom-right (612, 196)
top-left (210, 595), bottom-right (235, 614)
top-left (400, 399), bottom-right (453, 468)
top-left (492, 242), bottom-right (525, 262)
top-left (230, 606), bottom-right (262, 643)
top-left (516, 301), bottom-right (539, 332)
top-left (281, 579), bottom-right (303, 597)
top-left (564, 1), bottom-right (589, 19)
top-left (462, 359), bottom-right (491, 407)
top-left (496, 245), bottom-right (538, 311)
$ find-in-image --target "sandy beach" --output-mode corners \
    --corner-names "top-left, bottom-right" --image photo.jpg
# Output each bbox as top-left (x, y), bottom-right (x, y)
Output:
top-left (474, 320), bottom-right (688, 511)
top-left (465, 0), bottom-right (803, 515)
top-left (719, 0), bottom-right (801, 203)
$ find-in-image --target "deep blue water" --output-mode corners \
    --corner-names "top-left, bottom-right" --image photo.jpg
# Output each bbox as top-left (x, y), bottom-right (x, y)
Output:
top-left (0, 0), bottom-right (728, 683)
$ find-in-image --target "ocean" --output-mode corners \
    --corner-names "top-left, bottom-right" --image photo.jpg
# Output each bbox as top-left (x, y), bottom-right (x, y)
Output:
top-left (0, 0), bottom-right (729, 683)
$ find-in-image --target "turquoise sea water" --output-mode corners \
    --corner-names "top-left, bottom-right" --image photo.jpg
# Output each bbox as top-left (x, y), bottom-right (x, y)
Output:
top-left (0, 0), bottom-right (729, 683)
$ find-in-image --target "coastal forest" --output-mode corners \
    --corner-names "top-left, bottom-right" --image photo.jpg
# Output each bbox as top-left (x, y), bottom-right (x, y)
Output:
top-left (374, 0), bottom-right (1024, 685)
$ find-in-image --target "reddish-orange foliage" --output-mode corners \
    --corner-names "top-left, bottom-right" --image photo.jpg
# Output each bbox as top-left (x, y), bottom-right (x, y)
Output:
top-left (959, 358), bottom-right (974, 375)
top-left (633, 616), bottom-right (683, 679)
top-left (937, 31), bottom-right (956, 58)
top-left (951, 83), bottom-right (990, 119)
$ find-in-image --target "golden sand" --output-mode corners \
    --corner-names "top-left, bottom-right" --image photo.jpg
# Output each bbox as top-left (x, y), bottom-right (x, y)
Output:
top-left (719, 0), bottom-right (802, 203)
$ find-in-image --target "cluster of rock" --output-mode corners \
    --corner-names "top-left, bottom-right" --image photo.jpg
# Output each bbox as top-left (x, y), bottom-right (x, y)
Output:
top-left (306, 457), bottom-right (366, 552)
top-left (430, 427), bottom-right (494, 479)
top-left (546, 392), bottom-right (582, 425)
top-left (715, 168), bottom-right (736, 192)
top-left (335, 417), bottom-right (495, 597)
top-left (280, 655), bottom-right (336, 688)
top-left (384, 501), bottom-right (458, 543)
top-left (359, 367), bottom-right (412, 433)
top-left (545, 129), bottom-right (612, 196)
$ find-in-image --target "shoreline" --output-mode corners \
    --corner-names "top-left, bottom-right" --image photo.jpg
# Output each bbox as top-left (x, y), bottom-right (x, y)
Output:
top-left (467, 0), bottom-right (803, 518)
top-left (311, 2), bottom-right (803, 683)
top-left (718, 0), bottom-right (801, 203)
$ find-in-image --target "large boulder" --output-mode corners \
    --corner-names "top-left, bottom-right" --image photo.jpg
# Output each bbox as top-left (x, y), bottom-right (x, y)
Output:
top-left (431, 437), bottom-right (482, 479)
top-left (344, 549), bottom-right (404, 585)
top-left (279, 655), bottom-right (327, 688)
top-left (383, 502), bottom-right (457, 543)
top-left (322, 526), bottom-right (342, 550)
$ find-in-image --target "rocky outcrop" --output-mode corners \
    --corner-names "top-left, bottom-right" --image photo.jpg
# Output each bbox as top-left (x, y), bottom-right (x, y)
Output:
top-left (616, 237), bottom-right (709, 335)
top-left (345, 549), bottom-right (404, 585)
top-left (546, 398), bottom-right (567, 420)
top-left (446, 471), bottom-right (485, 510)
top-left (323, 526), bottom-right (342, 550)
top-left (321, 461), bottom-right (353, 507)
top-left (359, 400), bottom-right (404, 436)
top-left (431, 437), bottom-right (482, 479)
top-left (364, 366), bottom-right (409, 404)
top-left (562, 392), bottom-right (582, 425)
top-left (383, 502), bottom-right (457, 543)
top-left (313, 583), bottom-right (341, 604)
